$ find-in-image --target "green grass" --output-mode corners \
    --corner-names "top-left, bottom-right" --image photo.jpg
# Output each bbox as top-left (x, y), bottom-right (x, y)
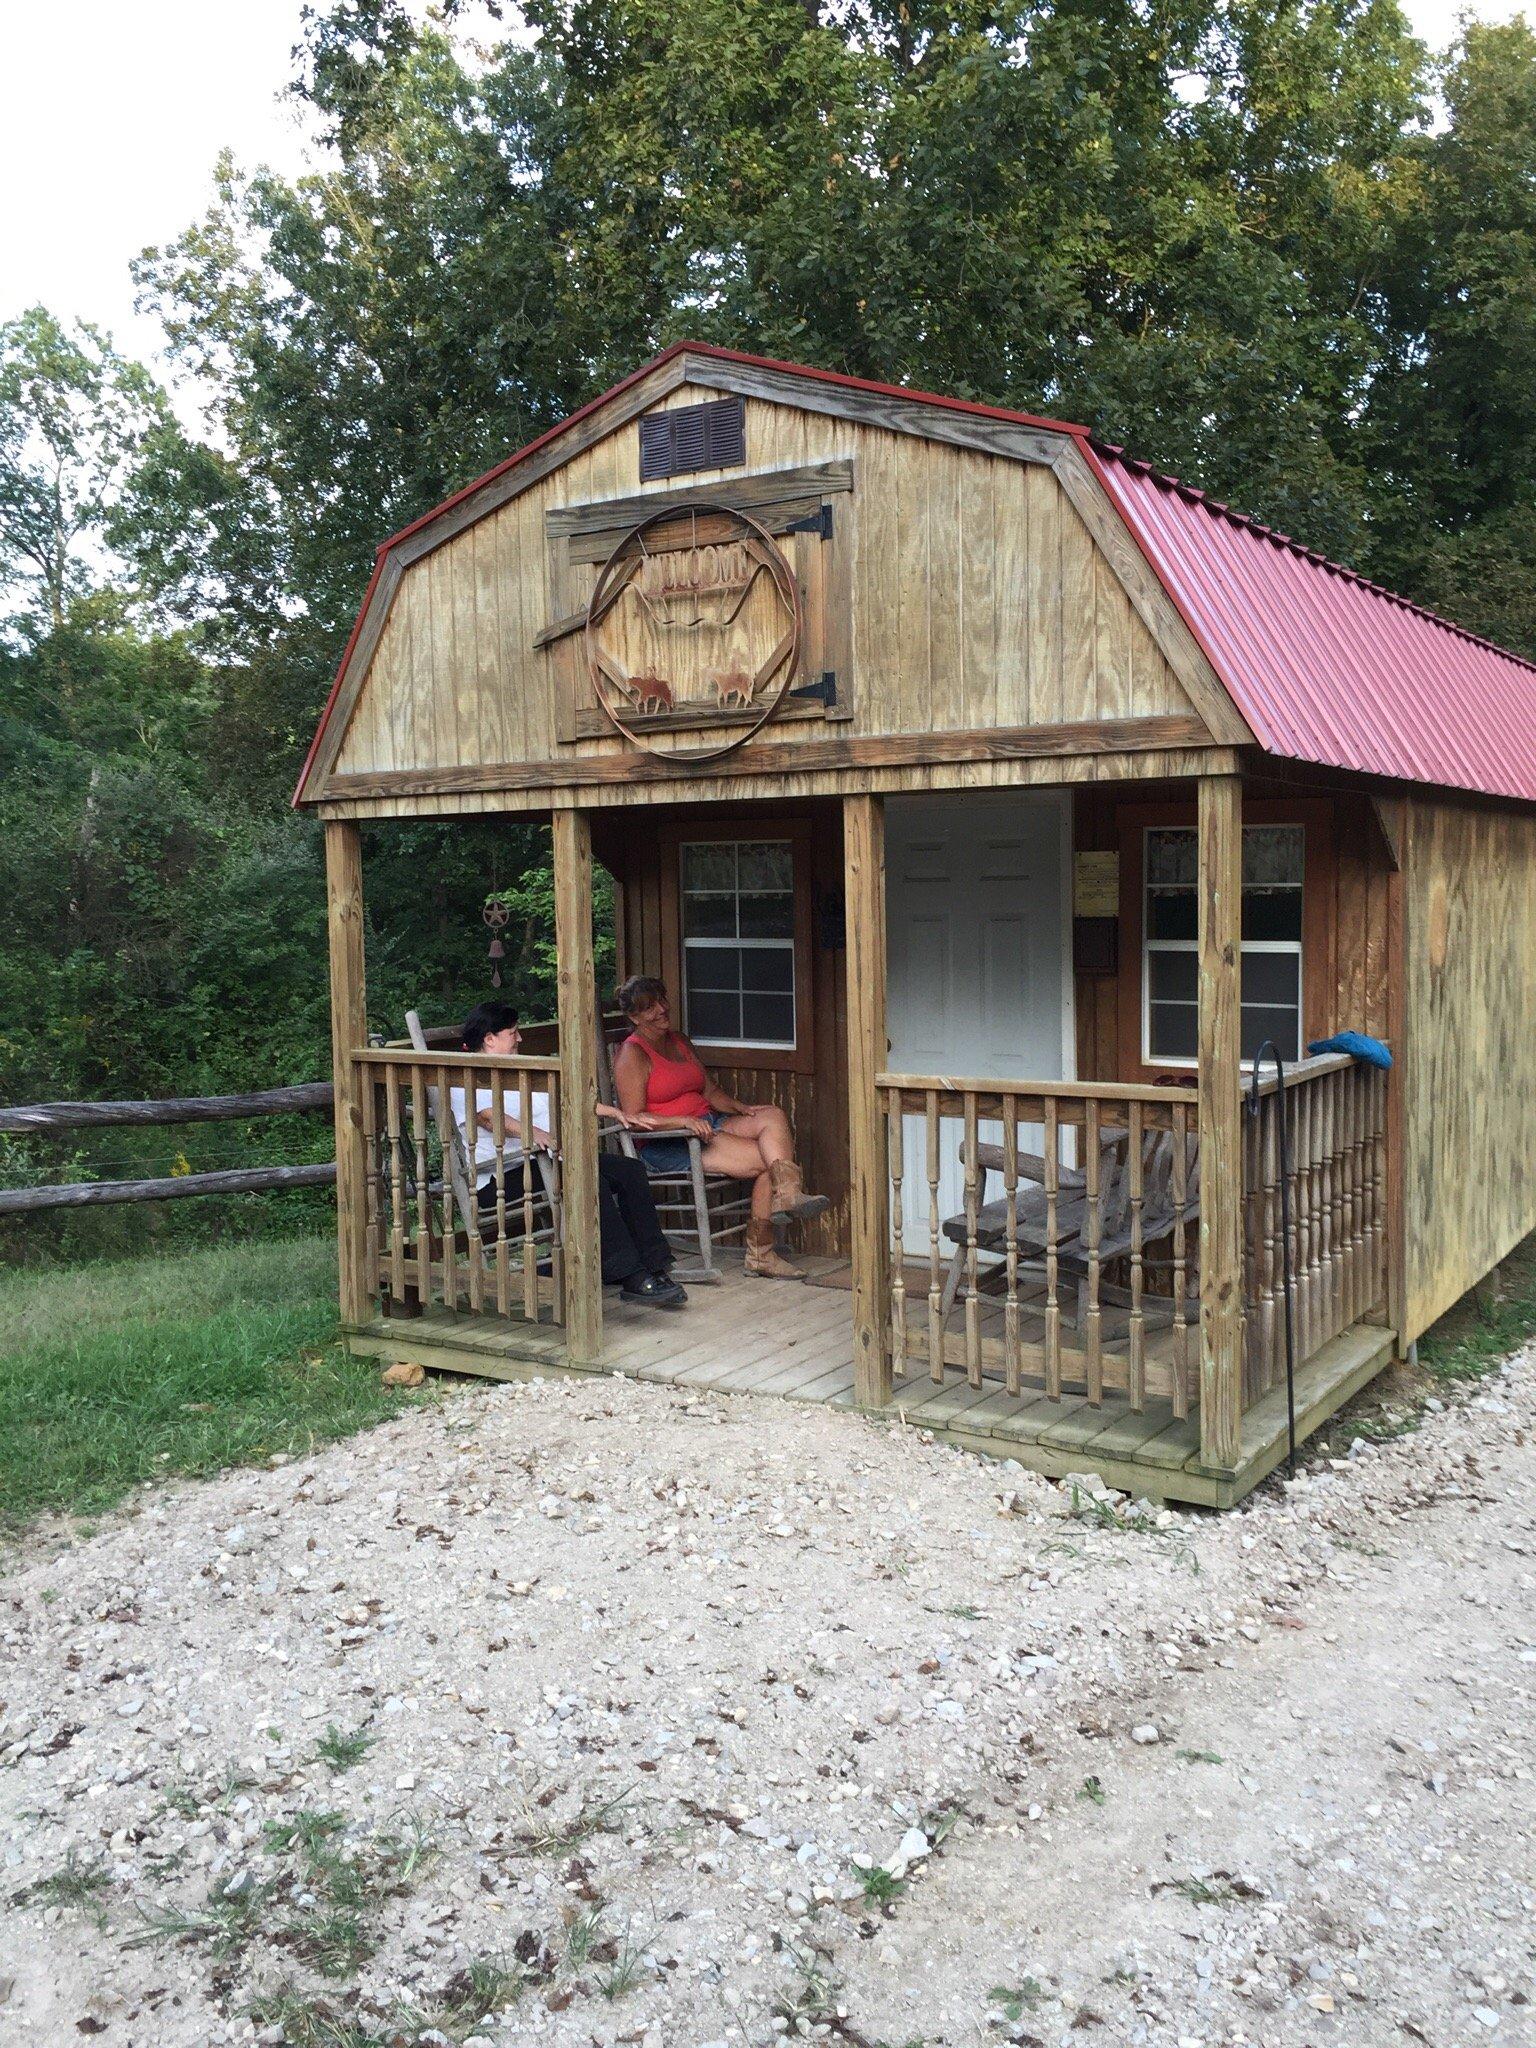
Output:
top-left (0, 1236), bottom-right (437, 1534)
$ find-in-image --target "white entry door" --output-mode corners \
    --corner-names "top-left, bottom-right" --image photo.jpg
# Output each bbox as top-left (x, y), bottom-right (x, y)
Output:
top-left (885, 792), bottom-right (1073, 1257)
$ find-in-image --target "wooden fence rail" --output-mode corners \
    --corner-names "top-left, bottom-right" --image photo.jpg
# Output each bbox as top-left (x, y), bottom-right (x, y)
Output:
top-left (877, 1074), bottom-right (1201, 1415)
top-left (0, 1083), bottom-right (336, 1215)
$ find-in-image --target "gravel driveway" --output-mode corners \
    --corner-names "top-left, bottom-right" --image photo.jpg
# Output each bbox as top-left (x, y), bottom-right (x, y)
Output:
top-left (1, 1346), bottom-right (1531, 2047)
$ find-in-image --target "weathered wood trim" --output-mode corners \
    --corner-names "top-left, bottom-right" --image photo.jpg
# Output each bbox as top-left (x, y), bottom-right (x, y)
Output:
top-left (552, 809), bottom-right (603, 1367)
top-left (545, 458), bottom-right (854, 544)
top-left (844, 794), bottom-right (890, 1407)
top-left (1369, 793), bottom-right (1405, 871)
top-left (1197, 774), bottom-right (1244, 1468)
top-left (325, 819), bottom-right (370, 1325)
top-left (1383, 799), bottom-right (1408, 1349)
top-left (1052, 442), bottom-right (1254, 748)
top-left (322, 713), bottom-right (1216, 802)
top-left (680, 352), bottom-right (1068, 468)
top-left (559, 700), bottom-right (830, 744)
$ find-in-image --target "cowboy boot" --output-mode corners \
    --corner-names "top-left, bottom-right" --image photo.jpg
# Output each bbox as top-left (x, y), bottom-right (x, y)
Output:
top-left (744, 1216), bottom-right (802, 1279)
top-left (767, 1159), bottom-right (831, 1223)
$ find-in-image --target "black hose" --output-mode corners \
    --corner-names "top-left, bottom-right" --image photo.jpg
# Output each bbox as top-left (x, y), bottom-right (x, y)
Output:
top-left (1247, 1041), bottom-right (1297, 1476)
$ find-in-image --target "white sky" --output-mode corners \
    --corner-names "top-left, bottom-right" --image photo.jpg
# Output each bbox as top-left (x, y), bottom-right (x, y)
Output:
top-left (0, 0), bottom-right (1524, 415)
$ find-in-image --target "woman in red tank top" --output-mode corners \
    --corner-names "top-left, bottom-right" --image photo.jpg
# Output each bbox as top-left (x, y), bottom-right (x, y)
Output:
top-left (613, 974), bottom-right (827, 1278)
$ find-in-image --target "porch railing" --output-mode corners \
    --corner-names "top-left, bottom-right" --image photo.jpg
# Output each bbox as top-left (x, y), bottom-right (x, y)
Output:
top-left (352, 1049), bottom-right (564, 1324)
top-left (878, 1076), bottom-right (1201, 1415)
top-left (1241, 1052), bottom-right (1387, 1403)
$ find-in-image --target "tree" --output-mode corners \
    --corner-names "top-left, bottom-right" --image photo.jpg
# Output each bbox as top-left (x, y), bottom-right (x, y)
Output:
top-left (0, 309), bottom-right (170, 635)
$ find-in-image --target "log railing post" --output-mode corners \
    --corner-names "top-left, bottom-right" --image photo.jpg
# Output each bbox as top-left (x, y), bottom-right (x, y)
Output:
top-left (552, 807), bottom-right (603, 1368)
top-left (1198, 774), bottom-right (1244, 1468)
top-left (844, 794), bottom-right (891, 1407)
top-left (324, 819), bottom-right (371, 1327)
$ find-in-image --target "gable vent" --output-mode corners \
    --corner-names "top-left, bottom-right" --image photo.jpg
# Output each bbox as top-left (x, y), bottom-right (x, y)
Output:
top-left (639, 395), bottom-right (746, 481)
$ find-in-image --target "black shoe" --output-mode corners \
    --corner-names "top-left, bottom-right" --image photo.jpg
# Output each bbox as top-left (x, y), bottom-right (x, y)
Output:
top-left (620, 1270), bottom-right (688, 1309)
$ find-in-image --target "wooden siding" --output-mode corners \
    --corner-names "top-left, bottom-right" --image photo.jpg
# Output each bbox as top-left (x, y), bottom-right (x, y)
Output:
top-left (595, 801), bottom-right (852, 1261)
top-left (1402, 796), bottom-right (1536, 1342)
top-left (329, 384), bottom-right (1218, 792)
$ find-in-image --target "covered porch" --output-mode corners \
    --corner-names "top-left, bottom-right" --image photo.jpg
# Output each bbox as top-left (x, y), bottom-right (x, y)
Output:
top-left (326, 768), bottom-right (1398, 1507)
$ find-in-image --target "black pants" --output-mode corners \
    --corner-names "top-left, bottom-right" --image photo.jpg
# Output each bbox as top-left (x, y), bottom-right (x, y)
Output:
top-left (478, 1152), bottom-right (672, 1285)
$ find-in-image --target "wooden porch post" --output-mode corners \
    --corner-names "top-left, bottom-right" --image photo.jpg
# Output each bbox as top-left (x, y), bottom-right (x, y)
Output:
top-left (324, 819), bottom-right (370, 1327)
top-left (552, 807), bottom-right (602, 1368)
top-left (1197, 774), bottom-right (1244, 1468)
top-left (844, 793), bottom-right (891, 1407)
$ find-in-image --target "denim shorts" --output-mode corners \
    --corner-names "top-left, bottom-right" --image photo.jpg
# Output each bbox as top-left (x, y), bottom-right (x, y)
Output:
top-left (637, 1109), bottom-right (727, 1178)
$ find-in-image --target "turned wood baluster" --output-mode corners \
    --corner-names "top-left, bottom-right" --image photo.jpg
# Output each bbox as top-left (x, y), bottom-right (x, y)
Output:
top-left (1345, 1065), bottom-right (1364, 1325)
top-left (1171, 1100), bottom-right (1190, 1419)
top-left (492, 1069), bottom-right (510, 1316)
top-left (1259, 1093), bottom-right (1281, 1396)
top-left (887, 1090), bottom-right (907, 1378)
top-left (1002, 1099), bottom-right (1022, 1398)
top-left (1307, 1078), bottom-right (1326, 1346)
top-left (963, 1091), bottom-right (983, 1389)
top-left (1289, 1084), bottom-right (1310, 1365)
top-left (1083, 1098), bottom-right (1103, 1406)
top-left (385, 1063), bottom-right (407, 1306)
top-left (1368, 1066), bottom-right (1386, 1310)
top-left (411, 1065), bottom-right (432, 1308)
top-left (1126, 1099), bottom-right (1145, 1411)
top-left (519, 1072), bottom-right (537, 1319)
top-left (926, 1093), bottom-right (943, 1383)
top-left (464, 1066), bottom-right (486, 1315)
top-left (1044, 1098), bottom-right (1062, 1401)
top-left (546, 1072), bottom-right (565, 1318)
top-left (435, 1064), bottom-right (460, 1314)
top-left (360, 1067), bottom-right (382, 1307)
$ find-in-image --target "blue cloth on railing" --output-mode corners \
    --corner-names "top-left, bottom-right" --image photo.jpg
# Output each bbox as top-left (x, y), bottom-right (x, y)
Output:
top-left (1306, 1031), bottom-right (1393, 1070)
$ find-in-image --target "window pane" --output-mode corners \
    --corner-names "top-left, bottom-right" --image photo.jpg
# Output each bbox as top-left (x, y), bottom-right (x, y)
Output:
top-left (1147, 828), bottom-right (1197, 886)
top-left (1149, 1001), bottom-right (1198, 1060)
top-left (1149, 888), bottom-right (1197, 940)
top-left (737, 842), bottom-right (793, 892)
top-left (740, 944), bottom-right (794, 994)
top-left (1241, 1005), bottom-right (1300, 1063)
top-left (1243, 889), bottom-right (1303, 942)
top-left (685, 946), bottom-right (739, 997)
top-left (682, 891), bottom-right (737, 939)
top-left (741, 992), bottom-right (795, 1045)
top-left (738, 891), bottom-right (794, 939)
top-left (688, 989), bottom-right (741, 1041)
top-left (1243, 825), bottom-right (1303, 887)
top-left (1149, 949), bottom-right (1198, 1003)
top-left (682, 843), bottom-right (737, 893)
top-left (1241, 950), bottom-right (1300, 1005)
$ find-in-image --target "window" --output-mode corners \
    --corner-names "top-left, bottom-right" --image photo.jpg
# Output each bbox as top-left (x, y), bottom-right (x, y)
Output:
top-left (680, 840), bottom-right (796, 1048)
top-left (1144, 824), bottom-right (1305, 1064)
top-left (638, 396), bottom-right (746, 481)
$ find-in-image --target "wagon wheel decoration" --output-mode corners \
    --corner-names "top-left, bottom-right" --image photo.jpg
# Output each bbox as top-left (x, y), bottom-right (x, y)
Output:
top-left (583, 501), bottom-right (805, 763)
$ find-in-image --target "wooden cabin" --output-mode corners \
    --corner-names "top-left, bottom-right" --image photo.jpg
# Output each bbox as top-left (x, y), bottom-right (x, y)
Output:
top-left (295, 342), bottom-right (1536, 1507)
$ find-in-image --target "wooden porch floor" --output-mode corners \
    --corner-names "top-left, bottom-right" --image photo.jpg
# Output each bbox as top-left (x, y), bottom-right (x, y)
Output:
top-left (346, 1253), bottom-right (1396, 1507)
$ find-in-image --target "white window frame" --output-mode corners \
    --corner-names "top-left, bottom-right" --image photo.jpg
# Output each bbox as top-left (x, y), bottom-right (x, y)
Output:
top-left (1141, 824), bottom-right (1305, 1070)
top-left (679, 839), bottom-right (797, 1051)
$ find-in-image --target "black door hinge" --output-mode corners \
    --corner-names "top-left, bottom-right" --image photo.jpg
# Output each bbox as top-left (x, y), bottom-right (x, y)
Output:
top-left (784, 503), bottom-right (833, 540)
top-left (789, 671), bottom-right (838, 708)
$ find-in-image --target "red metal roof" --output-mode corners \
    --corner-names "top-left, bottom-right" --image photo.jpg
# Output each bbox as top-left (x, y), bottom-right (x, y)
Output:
top-left (1089, 445), bottom-right (1536, 805)
top-left (297, 342), bottom-right (1536, 806)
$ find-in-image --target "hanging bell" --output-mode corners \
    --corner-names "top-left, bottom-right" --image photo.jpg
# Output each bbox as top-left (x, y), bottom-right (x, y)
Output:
top-left (483, 898), bottom-right (511, 989)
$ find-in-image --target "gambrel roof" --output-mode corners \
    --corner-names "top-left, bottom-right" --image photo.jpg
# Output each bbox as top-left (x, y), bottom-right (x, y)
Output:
top-left (296, 341), bottom-right (1536, 806)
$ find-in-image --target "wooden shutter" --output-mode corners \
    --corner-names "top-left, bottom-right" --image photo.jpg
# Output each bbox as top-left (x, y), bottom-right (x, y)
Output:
top-left (639, 396), bottom-right (746, 481)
